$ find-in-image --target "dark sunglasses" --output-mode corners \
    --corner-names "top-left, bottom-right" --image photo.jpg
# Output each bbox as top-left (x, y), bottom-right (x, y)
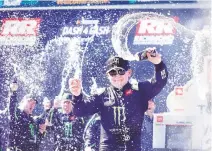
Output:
top-left (108, 68), bottom-right (126, 76)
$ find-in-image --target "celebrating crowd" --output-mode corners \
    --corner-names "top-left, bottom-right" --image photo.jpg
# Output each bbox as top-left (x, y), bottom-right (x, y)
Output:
top-left (0, 48), bottom-right (168, 151)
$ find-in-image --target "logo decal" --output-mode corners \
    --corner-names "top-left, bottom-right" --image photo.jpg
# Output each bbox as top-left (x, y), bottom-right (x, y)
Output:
top-left (175, 87), bottom-right (184, 96)
top-left (29, 123), bottom-right (35, 137)
top-left (61, 19), bottom-right (111, 36)
top-left (133, 17), bottom-right (179, 45)
top-left (161, 69), bottom-right (166, 79)
top-left (157, 116), bottom-right (163, 122)
top-left (125, 89), bottom-right (133, 96)
top-left (113, 58), bottom-right (119, 64)
top-left (113, 106), bottom-right (126, 125)
top-left (0, 18), bottom-right (40, 46)
top-left (69, 115), bottom-right (76, 121)
top-left (64, 122), bottom-right (73, 137)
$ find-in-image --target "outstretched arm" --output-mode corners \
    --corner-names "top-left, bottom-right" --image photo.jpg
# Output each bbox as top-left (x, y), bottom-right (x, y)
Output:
top-left (9, 82), bottom-right (19, 121)
top-left (72, 93), bottom-right (102, 117)
top-left (69, 79), bottom-right (102, 117)
top-left (139, 48), bottom-right (168, 101)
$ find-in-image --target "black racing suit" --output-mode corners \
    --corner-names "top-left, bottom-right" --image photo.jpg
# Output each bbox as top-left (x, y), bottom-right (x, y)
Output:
top-left (38, 109), bottom-right (55, 151)
top-left (49, 108), bottom-right (86, 151)
top-left (9, 92), bottom-right (43, 151)
top-left (84, 114), bottom-right (154, 151)
top-left (83, 113), bottom-right (101, 151)
top-left (72, 61), bottom-right (168, 151)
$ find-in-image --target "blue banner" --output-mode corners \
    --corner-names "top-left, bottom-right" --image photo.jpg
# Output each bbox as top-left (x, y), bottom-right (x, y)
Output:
top-left (0, 5), bottom-right (210, 151)
top-left (0, 8), bottom-right (210, 114)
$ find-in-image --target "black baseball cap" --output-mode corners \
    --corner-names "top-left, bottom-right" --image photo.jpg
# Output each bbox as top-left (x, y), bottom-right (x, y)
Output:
top-left (61, 93), bottom-right (72, 103)
top-left (106, 56), bottom-right (130, 73)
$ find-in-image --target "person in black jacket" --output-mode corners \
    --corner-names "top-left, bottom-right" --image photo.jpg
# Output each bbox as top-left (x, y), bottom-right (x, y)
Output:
top-left (83, 113), bottom-right (101, 151)
top-left (49, 93), bottom-right (86, 151)
top-left (83, 100), bottom-right (156, 151)
top-left (38, 97), bottom-right (54, 151)
top-left (140, 100), bottom-right (155, 151)
top-left (8, 81), bottom-right (46, 151)
top-left (69, 47), bottom-right (168, 151)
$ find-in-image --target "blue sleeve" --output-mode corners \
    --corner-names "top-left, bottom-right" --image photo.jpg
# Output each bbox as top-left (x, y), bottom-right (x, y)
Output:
top-left (72, 93), bottom-right (102, 117)
top-left (139, 61), bottom-right (168, 101)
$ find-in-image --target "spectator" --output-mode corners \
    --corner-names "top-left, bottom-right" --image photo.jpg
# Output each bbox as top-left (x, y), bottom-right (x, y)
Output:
top-left (84, 113), bottom-right (101, 151)
top-left (141, 100), bottom-right (155, 151)
top-left (38, 97), bottom-right (54, 151)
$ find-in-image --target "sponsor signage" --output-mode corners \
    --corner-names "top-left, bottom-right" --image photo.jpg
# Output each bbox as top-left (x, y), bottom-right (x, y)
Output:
top-left (3, 0), bottom-right (22, 6)
top-left (155, 114), bottom-right (194, 125)
top-left (157, 116), bottom-right (163, 122)
top-left (0, 18), bottom-right (40, 46)
top-left (175, 87), bottom-right (184, 96)
top-left (56, 0), bottom-right (109, 5)
top-left (0, 8), bottom-right (209, 120)
top-left (129, 0), bottom-right (197, 3)
top-left (133, 17), bottom-right (179, 45)
top-left (21, 0), bottom-right (38, 6)
top-left (0, 0), bottom-right (200, 8)
top-left (61, 19), bottom-right (111, 36)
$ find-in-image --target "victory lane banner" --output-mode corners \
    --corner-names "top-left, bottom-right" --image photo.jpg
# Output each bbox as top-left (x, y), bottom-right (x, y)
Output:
top-left (0, 8), bottom-right (210, 111)
top-left (0, 7), bottom-right (211, 151)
